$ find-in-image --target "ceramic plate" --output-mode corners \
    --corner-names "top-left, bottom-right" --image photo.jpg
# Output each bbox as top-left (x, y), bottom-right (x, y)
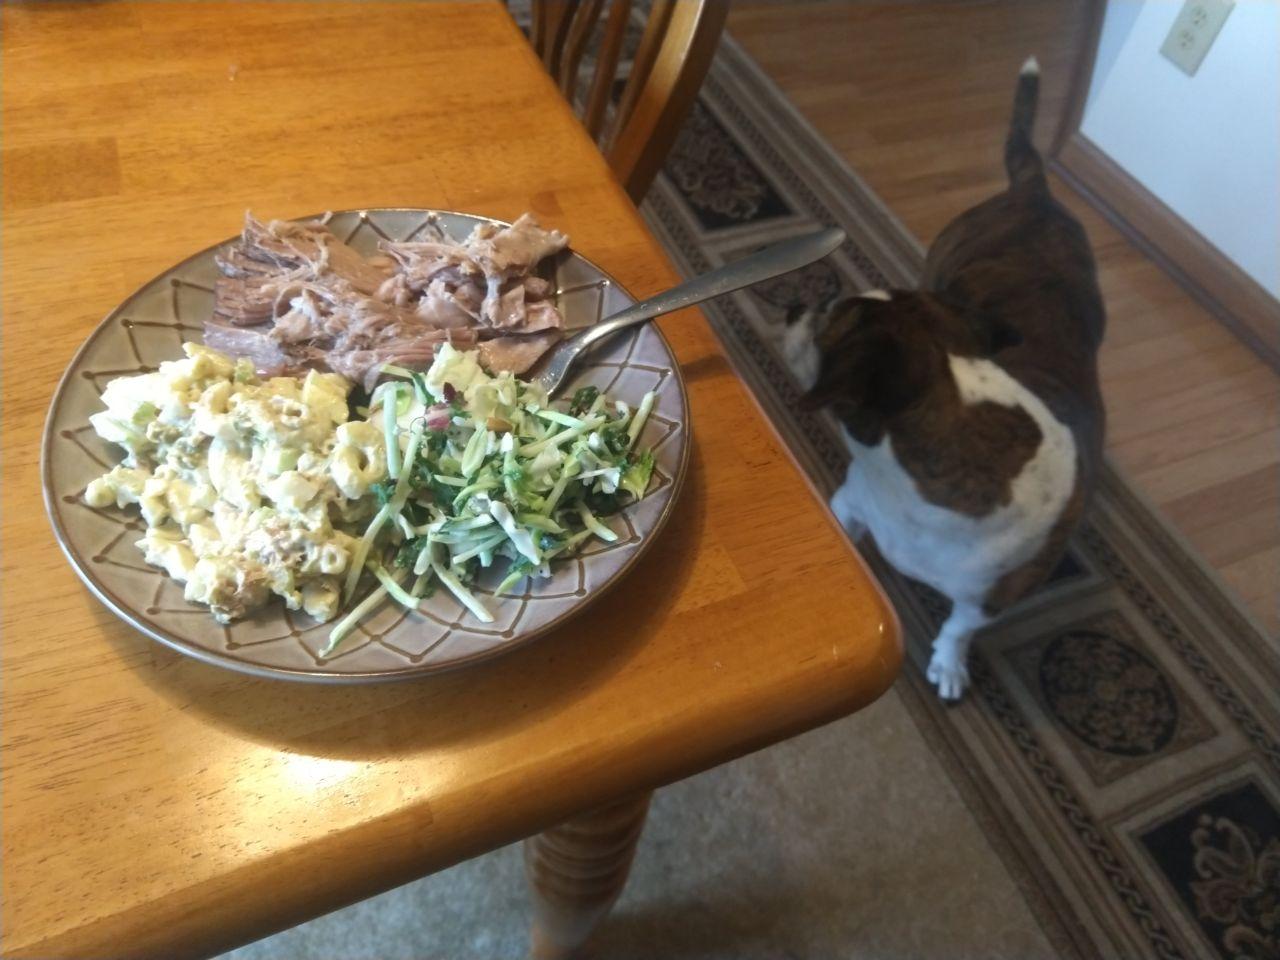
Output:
top-left (42, 209), bottom-right (689, 682)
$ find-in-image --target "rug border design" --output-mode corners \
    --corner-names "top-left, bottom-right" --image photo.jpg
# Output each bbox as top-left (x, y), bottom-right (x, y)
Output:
top-left (1081, 521), bottom-right (1280, 774)
top-left (1128, 768), bottom-right (1280, 960)
top-left (1003, 608), bottom-right (1219, 788)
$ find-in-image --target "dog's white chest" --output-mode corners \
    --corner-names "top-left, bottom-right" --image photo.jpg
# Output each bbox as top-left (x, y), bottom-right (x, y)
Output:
top-left (834, 356), bottom-right (1077, 604)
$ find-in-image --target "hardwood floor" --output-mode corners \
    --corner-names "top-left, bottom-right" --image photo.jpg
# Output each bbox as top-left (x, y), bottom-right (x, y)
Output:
top-left (729, 1), bottom-right (1278, 635)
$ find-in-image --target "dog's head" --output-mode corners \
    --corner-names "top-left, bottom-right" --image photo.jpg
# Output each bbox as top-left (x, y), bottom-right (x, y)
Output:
top-left (783, 291), bottom-right (1020, 445)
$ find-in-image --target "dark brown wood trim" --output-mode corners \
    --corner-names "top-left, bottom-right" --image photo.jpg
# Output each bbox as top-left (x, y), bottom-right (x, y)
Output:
top-left (1048, 0), bottom-right (1106, 156)
top-left (1052, 132), bottom-right (1280, 370)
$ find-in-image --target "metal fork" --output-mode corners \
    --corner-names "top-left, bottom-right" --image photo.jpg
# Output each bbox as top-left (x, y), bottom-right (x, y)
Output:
top-left (527, 227), bottom-right (846, 397)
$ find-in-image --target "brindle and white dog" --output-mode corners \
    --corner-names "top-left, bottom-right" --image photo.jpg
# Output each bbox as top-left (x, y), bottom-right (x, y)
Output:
top-left (784, 59), bottom-right (1106, 699)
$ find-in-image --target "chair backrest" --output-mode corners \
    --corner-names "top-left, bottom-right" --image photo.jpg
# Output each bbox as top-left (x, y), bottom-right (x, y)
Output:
top-left (527, 0), bottom-right (727, 202)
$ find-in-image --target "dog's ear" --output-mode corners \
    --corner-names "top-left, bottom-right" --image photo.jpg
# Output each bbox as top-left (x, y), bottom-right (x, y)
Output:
top-left (786, 292), bottom-right (857, 327)
top-left (972, 314), bottom-right (1022, 355)
top-left (800, 326), bottom-right (916, 445)
top-left (932, 287), bottom-right (1022, 356)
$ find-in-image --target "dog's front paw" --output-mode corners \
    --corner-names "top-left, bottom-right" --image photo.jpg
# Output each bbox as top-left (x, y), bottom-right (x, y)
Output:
top-left (829, 483), bottom-right (868, 542)
top-left (927, 650), bottom-right (970, 701)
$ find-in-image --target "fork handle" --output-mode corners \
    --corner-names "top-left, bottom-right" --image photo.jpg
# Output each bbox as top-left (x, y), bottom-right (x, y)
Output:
top-left (571, 227), bottom-right (846, 351)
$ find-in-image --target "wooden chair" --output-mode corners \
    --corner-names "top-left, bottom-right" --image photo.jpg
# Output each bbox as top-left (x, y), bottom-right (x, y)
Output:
top-left (525, 0), bottom-right (728, 203)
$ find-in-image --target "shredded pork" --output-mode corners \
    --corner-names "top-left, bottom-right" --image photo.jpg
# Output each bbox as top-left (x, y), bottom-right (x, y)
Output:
top-left (207, 213), bottom-right (569, 390)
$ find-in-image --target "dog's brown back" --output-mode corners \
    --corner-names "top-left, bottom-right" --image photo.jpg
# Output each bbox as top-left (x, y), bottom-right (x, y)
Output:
top-left (923, 62), bottom-right (1106, 473)
top-left (922, 60), bottom-right (1106, 612)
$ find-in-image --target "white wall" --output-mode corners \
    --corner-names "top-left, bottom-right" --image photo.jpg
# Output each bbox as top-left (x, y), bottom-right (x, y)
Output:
top-left (1082, 0), bottom-right (1279, 296)
top-left (1087, 0), bottom-right (1145, 103)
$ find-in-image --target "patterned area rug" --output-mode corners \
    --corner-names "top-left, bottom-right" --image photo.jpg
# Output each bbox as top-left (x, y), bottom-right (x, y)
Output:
top-left (641, 36), bottom-right (1280, 960)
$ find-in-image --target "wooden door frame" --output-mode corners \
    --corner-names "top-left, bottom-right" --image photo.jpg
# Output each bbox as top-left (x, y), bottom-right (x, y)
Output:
top-left (1047, 0), bottom-right (1280, 370)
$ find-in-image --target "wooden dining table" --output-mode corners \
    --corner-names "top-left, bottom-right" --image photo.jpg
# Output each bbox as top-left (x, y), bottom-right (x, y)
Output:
top-left (0, 3), bottom-right (901, 958)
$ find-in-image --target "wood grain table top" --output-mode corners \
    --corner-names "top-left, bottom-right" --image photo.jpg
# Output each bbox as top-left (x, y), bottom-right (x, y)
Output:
top-left (0, 3), bottom-right (901, 957)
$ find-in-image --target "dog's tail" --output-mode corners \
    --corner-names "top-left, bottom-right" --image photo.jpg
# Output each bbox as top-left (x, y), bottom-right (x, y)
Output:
top-left (1005, 56), bottom-right (1045, 193)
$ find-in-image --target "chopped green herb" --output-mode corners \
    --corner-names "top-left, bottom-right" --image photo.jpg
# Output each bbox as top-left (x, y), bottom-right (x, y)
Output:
top-left (394, 538), bottom-right (430, 569)
top-left (371, 478), bottom-right (396, 506)
top-left (569, 385), bottom-right (599, 416)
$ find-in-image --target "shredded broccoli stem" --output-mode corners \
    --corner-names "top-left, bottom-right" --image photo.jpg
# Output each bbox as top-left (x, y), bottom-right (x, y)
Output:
top-left (432, 558), bottom-right (493, 623)
top-left (323, 572), bottom-right (402, 657)
top-left (540, 459), bottom-right (581, 517)
top-left (343, 425), bottom-right (422, 603)
top-left (518, 417), bottom-right (603, 457)
top-left (459, 424), bottom-right (489, 477)
top-left (383, 382), bottom-right (401, 479)
top-left (627, 391), bottom-right (656, 450)
top-left (392, 425), bottom-right (423, 505)
top-left (577, 501), bottom-right (619, 542)
top-left (495, 567), bottom-right (528, 596)
top-left (443, 515), bottom-right (496, 532)
top-left (490, 500), bottom-right (540, 564)
top-left (517, 513), bottom-right (565, 534)
top-left (452, 477), bottom-right (500, 509)
top-left (372, 563), bottom-right (422, 610)
top-left (503, 445), bottom-right (521, 502)
top-left (534, 408), bottom-right (587, 429)
top-left (343, 502), bottom-right (392, 602)
top-left (451, 531), bottom-right (508, 564)
top-left (544, 528), bottom-right (594, 561)
top-left (413, 538), bottom-right (435, 575)
top-left (394, 512), bottom-right (415, 539)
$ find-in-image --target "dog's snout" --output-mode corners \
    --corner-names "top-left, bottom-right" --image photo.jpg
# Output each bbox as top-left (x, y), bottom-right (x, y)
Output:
top-left (784, 302), bottom-right (811, 326)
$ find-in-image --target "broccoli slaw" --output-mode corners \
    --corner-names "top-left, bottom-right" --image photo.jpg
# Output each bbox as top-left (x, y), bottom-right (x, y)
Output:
top-left (323, 344), bottom-right (658, 656)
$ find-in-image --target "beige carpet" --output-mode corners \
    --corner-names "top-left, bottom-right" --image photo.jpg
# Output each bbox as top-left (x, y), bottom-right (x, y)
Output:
top-left (220, 28), bottom-right (1280, 960)
top-left (221, 695), bottom-right (1053, 960)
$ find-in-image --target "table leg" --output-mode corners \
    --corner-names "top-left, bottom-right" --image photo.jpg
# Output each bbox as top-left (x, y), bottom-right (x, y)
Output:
top-left (523, 792), bottom-right (652, 959)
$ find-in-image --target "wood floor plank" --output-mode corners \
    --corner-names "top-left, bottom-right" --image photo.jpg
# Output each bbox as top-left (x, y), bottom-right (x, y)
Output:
top-left (1101, 319), bottom-right (1239, 377)
top-left (1222, 547), bottom-right (1280, 637)
top-left (1175, 499), bottom-right (1280, 571)
top-left (1147, 448), bottom-right (1279, 517)
top-left (1116, 395), bottom-right (1280, 476)
top-left (729, 0), bottom-right (1279, 632)
top-left (1103, 343), bottom-right (1271, 412)
top-left (1106, 366), bottom-right (1280, 448)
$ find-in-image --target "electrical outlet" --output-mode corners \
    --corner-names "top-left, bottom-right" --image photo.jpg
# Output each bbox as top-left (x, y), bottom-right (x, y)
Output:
top-left (1160, 0), bottom-right (1235, 76)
